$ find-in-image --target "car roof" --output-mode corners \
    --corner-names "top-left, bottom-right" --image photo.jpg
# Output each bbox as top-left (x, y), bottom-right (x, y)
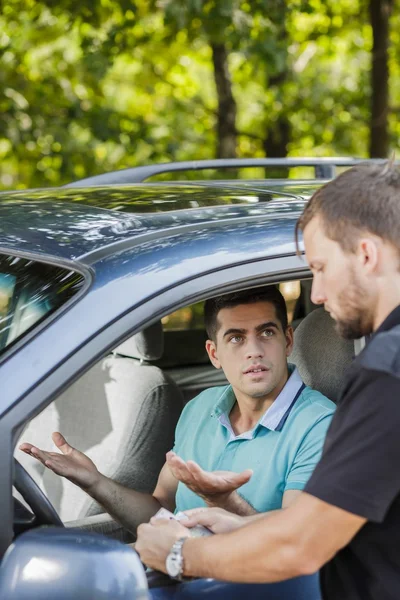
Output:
top-left (0, 182), bottom-right (318, 262)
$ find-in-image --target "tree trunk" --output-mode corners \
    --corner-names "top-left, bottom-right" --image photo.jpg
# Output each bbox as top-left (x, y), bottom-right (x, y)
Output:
top-left (211, 42), bottom-right (237, 159)
top-left (369, 0), bottom-right (393, 158)
top-left (262, 109), bottom-right (290, 178)
top-left (262, 71), bottom-right (290, 160)
top-left (262, 0), bottom-right (290, 178)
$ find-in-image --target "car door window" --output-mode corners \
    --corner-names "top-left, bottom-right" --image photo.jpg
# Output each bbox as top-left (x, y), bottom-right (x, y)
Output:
top-left (0, 254), bottom-right (85, 354)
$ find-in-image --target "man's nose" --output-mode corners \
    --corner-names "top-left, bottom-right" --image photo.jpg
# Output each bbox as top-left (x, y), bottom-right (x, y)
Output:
top-left (245, 338), bottom-right (264, 358)
top-left (311, 279), bottom-right (326, 305)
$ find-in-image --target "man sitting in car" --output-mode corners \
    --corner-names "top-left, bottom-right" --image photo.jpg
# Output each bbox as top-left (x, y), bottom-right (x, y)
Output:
top-left (20, 286), bottom-right (335, 532)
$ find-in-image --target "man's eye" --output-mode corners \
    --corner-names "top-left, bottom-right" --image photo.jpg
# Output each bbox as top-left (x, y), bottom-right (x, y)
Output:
top-left (262, 329), bottom-right (274, 337)
top-left (230, 336), bottom-right (243, 343)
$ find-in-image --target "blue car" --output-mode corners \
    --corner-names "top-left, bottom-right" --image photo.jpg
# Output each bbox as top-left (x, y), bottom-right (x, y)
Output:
top-left (0, 159), bottom-right (381, 599)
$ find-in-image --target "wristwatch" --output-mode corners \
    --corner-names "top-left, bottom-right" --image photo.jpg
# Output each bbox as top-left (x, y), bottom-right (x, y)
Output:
top-left (165, 537), bottom-right (187, 581)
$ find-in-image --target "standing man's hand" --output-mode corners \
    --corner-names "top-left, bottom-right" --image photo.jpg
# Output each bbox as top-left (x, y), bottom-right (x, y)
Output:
top-left (19, 432), bottom-right (101, 492)
top-left (183, 507), bottom-right (244, 534)
top-left (136, 519), bottom-right (190, 573)
top-left (166, 451), bottom-right (253, 513)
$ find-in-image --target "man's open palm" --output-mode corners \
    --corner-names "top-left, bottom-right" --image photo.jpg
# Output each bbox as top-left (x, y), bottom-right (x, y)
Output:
top-left (166, 451), bottom-right (252, 503)
top-left (19, 432), bottom-right (100, 491)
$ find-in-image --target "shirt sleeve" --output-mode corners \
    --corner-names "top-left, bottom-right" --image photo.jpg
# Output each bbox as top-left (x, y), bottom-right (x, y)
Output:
top-left (171, 394), bottom-right (199, 454)
top-left (305, 369), bottom-right (400, 522)
top-left (171, 405), bottom-right (187, 454)
top-left (285, 413), bottom-right (333, 491)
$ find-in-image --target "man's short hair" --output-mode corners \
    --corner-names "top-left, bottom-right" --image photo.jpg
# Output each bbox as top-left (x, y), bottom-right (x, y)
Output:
top-left (204, 286), bottom-right (289, 342)
top-left (295, 161), bottom-right (400, 258)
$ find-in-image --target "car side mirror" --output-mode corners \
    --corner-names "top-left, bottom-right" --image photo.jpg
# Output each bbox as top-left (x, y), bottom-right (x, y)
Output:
top-left (0, 527), bottom-right (149, 599)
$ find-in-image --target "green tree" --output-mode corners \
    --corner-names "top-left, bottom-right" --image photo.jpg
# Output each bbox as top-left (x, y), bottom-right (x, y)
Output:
top-left (1, 0), bottom-right (400, 190)
top-left (158, 0), bottom-right (292, 167)
top-left (369, 0), bottom-right (394, 157)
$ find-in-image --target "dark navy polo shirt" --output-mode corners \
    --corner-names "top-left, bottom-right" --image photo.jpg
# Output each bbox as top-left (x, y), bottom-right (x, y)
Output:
top-left (306, 304), bottom-right (400, 600)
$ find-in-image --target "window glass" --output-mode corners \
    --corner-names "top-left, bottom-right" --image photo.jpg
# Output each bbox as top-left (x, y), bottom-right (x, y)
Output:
top-left (0, 254), bottom-right (85, 354)
top-left (161, 301), bottom-right (204, 331)
top-left (162, 281), bottom-right (303, 333)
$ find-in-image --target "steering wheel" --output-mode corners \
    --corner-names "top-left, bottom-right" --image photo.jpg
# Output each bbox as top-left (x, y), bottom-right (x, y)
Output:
top-left (13, 458), bottom-right (63, 527)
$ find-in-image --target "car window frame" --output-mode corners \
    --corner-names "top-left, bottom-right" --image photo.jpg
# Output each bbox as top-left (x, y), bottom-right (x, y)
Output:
top-left (0, 248), bottom-right (93, 366)
top-left (0, 253), bottom-right (310, 557)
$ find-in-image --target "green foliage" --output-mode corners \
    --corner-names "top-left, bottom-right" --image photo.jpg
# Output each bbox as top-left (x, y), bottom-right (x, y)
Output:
top-left (0, 0), bottom-right (399, 189)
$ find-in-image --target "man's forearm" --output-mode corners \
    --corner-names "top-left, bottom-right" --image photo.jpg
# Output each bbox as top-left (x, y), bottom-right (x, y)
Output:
top-left (183, 510), bottom-right (308, 582)
top-left (208, 491), bottom-right (258, 516)
top-left (87, 474), bottom-right (162, 533)
top-left (240, 508), bottom-right (284, 525)
top-left (229, 488), bottom-right (300, 523)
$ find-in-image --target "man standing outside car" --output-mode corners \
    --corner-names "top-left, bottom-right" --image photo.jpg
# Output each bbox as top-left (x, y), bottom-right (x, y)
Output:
top-left (136, 161), bottom-right (400, 600)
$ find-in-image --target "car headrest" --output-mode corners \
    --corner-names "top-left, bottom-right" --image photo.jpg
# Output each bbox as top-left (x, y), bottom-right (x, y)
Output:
top-left (114, 321), bottom-right (164, 362)
top-left (291, 308), bottom-right (354, 403)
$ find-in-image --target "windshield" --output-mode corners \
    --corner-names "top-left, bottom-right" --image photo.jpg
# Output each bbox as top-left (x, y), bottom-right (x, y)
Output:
top-left (0, 254), bottom-right (85, 354)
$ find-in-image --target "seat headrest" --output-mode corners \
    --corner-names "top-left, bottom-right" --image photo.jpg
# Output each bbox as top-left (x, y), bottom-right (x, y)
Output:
top-left (114, 321), bottom-right (164, 361)
top-left (291, 308), bottom-right (354, 403)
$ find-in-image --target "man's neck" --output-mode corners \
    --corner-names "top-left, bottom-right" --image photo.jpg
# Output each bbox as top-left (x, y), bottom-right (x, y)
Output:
top-left (373, 277), bottom-right (400, 331)
top-left (229, 371), bottom-right (290, 436)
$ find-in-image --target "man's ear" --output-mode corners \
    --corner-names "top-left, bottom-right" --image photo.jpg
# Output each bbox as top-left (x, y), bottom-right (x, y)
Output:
top-left (357, 238), bottom-right (379, 274)
top-left (285, 326), bottom-right (294, 357)
top-left (205, 339), bottom-right (222, 369)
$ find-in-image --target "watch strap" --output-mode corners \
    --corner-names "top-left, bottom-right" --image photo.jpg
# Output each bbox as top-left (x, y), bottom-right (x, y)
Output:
top-left (167, 536), bottom-right (187, 581)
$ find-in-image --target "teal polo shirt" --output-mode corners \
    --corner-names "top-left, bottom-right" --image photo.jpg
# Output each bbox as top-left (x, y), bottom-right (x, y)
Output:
top-left (173, 365), bottom-right (335, 513)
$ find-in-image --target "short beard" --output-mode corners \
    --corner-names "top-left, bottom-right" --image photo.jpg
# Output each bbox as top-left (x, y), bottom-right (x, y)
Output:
top-left (335, 315), bottom-right (367, 340)
top-left (334, 272), bottom-right (373, 340)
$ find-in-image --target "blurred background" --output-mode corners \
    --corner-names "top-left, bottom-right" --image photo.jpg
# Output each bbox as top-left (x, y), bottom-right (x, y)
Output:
top-left (0, 0), bottom-right (399, 190)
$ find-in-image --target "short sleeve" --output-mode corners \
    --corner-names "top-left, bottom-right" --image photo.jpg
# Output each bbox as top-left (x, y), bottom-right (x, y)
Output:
top-left (305, 370), bottom-right (400, 522)
top-left (171, 403), bottom-right (188, 454)
top-left (171, 392), bottom-right (203, 454)
top-left (285, 414), bottom-right (333, 491)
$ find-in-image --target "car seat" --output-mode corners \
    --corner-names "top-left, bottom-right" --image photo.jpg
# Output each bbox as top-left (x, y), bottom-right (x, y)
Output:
top-left (17, 322), bottom-right (184, 524)
top-left (291, 308), bottom-right (354, 402)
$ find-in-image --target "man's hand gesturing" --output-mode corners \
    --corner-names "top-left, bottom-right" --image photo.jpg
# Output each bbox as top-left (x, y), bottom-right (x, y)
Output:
top-left (166, 451), bottom-right (252, 509)
top-left (19, 432), bottom-right (101, 492)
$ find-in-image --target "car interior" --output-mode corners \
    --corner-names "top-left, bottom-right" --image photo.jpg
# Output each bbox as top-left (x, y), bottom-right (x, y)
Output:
top-left (13, 278), bottom-right (357, 544)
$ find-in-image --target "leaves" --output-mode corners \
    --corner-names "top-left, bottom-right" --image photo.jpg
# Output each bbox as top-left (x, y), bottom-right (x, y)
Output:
top-left (0, 0), bottom-right (399, 189)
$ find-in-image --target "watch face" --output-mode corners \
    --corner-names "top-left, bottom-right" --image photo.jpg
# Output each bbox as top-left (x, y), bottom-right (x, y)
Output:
top-left (166, 553), bottom-right (181, 578)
